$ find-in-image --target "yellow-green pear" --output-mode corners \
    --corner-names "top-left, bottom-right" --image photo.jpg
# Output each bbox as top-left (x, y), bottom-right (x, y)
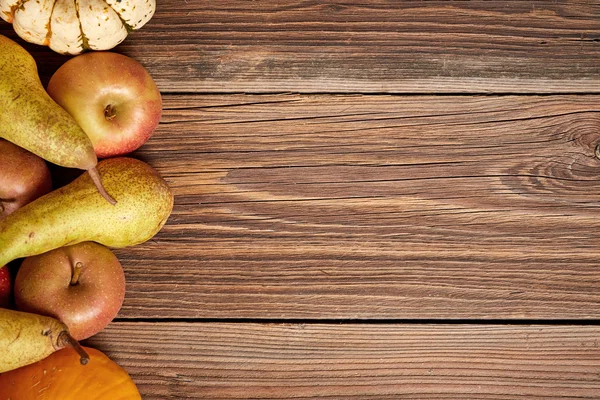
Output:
top-left (0, 34), bottom-right (114, 204)
top-left (0, 308), bottom-right (89, 373)
top-left (0, 157), bottom-right (174, 266)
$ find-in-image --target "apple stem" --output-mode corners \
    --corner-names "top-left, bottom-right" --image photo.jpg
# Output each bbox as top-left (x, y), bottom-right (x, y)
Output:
top-left (58, 331), bottom-right (90, 365)
top-left (104, 104), bottom-right (117, 121)
top-left (71, 261), bottom-right (83, 285)
top-left (88, 167), bottom-right (117, 205)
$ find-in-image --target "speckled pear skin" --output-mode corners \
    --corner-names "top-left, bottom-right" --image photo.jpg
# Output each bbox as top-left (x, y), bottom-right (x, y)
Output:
top-left (0, 308), bottom-right (69, 373)
top-left (0, 34), bottom-right (97, 170)
top-left (0, 157), bottom-right (174, 266)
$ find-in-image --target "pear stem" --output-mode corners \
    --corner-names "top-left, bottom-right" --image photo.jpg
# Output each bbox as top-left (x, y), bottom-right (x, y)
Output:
top-left (71, 261), bottom-right (83, 285)
top-left (88, 167), bottom-right (117, 205)
top-left (58, 331), bottom-right (90, 365)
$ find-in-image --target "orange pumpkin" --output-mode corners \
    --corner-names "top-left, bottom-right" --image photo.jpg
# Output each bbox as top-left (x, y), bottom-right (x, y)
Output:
top-left (0, 347), bottom-right (141, 400)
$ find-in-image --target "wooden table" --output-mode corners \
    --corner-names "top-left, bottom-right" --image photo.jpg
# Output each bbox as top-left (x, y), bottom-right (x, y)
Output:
top-left (3, 1), bottom-right (600, 398)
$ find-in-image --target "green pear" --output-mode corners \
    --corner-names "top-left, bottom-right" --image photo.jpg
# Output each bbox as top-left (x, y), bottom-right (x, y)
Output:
top-left (0, 34), bottom-right (114, 204)
top-left (0, 157), bottom-right (174, 267)
top-left (0, 308), bottom-right (89, 373)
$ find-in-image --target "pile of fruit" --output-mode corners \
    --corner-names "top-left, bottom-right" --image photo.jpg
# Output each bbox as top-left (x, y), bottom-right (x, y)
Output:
top-left (0, 3), bottom-right (170, 397)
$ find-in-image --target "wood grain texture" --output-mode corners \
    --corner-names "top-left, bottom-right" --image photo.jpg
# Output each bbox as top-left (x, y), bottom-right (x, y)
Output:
top-left (86, 322), bottom-right (600, 399)
top-left (1, 3), bottom-right (599, 398)
top-left (1, 1), bottom-right (599, 93)
top-left (110, 94), bottom-right (600, 320)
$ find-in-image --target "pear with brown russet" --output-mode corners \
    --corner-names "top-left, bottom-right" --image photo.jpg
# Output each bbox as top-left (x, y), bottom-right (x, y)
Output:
top-left (0, 308), bottom-right (89, 373)
top-left (0, 157), bottom-right (174, 267)
top-left (0, 34), bottom-right (114, 204)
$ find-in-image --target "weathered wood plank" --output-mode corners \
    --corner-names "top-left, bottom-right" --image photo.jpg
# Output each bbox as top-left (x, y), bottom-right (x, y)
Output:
top-left (1, 1), bottom-right (599, 93)
top-left (87, 322), bottom-right (600, 399)
top-left (111, 94), bottom-right (600, 320)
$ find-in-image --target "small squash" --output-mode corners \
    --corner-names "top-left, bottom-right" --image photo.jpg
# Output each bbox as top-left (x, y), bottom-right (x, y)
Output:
top-left (0, 346), bottom-right (141, 399)
top-left (0, 0), bottom-right (155, 55)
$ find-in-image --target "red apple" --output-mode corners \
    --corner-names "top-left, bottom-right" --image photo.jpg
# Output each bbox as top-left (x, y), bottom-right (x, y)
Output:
top-left (15, 242), bottom-right (126, 340)
top-left (47, 52), bottom-right (162, 158)
top-left (0, 265), bottom-right (11, 308)
top-left (0, 139), bottom-right (52, 218)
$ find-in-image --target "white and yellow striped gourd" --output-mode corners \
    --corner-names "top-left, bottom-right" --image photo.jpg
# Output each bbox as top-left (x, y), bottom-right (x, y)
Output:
top-left (0, 0), bottom-right (155, 55)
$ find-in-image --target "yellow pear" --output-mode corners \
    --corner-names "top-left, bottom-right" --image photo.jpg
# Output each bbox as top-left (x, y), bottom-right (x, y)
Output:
top-left (0, 34), bottom-right (114, 204)
top-left (0, 308), bottom-right (89, 373)
top-left (0, 157), bottom-right (173, 267)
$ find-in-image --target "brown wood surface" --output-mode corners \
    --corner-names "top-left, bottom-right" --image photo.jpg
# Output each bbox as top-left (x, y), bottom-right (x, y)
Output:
top-left (87, 322), bottom-right (600, 399)
top-left (1, 1), bottom-right (600, 93)
top-left (114, 94), bottom-right (600, 320)
top-left (1, 1), bottom-right (600, 398)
